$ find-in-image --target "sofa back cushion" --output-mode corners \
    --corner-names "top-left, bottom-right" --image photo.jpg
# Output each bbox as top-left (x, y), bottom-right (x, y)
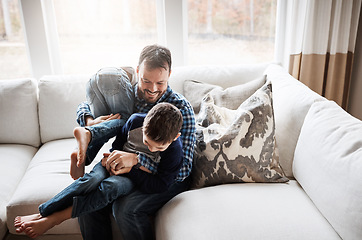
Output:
top-left (169, 63), bottom-right (270, 95)
top-left (183, 75), bottom-right (266, 114)
top-left (264, 64), bottom-right (325, 178)
top-left (38, 75), bottom-right (89, 143)
top-left (0, 78), bottom-right (40, 147)
top-left (293, 100), bottom-right (362, 240)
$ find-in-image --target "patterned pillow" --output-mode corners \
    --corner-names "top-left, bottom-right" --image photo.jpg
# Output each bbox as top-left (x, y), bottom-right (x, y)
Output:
top-left (191, 81), bottom-right (289, 188)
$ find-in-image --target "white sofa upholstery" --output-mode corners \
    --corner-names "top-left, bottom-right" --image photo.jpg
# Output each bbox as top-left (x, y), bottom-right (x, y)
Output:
top-left (1, 63), bottom-right (361, 240)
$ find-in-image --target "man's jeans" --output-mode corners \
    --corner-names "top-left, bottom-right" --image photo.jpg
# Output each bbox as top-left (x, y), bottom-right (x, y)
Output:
top-left (39, 162), bottom-right (134, 218)
top-left (84, 67), bottom-right (134, 165)
top-left (78, 177), bottom-right (191, 240)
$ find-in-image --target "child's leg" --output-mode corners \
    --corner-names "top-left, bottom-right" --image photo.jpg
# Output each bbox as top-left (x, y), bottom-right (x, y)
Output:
top-left (86, 67), bottom-right (134, 120)
top-left (15, 174), bottom-right (133, 238)
top-left (72, 67), bottom-right (134, 172)
top-left (71, 118), bottom-right (125, 180)
top-left (70, 149), bottom-right (85, 180)
top-left (70, 127), bottom-right (91, 180)
top-left (34, 162), bottom-right (107, 219)
top-left (71, 175), bottom-right (134, 218)
top-left (83, 118), bottom-right (126, 164)
top-left (18, 207), bottom-right (72, 238)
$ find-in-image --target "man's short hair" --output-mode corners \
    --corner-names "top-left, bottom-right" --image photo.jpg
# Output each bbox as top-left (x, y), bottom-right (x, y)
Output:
top-left (139, 44), bottom-right (172, 72)
top-left (143, 103), bottom-right (182, 144)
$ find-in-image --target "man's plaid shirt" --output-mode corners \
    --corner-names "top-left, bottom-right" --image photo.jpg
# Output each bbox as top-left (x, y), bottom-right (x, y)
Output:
top-left (77, 85), bottom-right (196, 182)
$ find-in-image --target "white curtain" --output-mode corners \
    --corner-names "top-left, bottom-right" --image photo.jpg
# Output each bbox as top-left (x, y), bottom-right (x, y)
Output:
top-left (275, 0), bottom-right (361, 109)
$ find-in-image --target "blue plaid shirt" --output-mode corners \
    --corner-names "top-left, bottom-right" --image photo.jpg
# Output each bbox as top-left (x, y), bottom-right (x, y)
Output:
top-left (76, 84), bottom-right (196, 181)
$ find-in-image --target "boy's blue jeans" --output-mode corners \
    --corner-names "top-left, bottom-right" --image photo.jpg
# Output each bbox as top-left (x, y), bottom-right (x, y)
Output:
top-left (83, 67), bottom-right (134, 165)
top-left (39, 162), bottom-right (134, 218)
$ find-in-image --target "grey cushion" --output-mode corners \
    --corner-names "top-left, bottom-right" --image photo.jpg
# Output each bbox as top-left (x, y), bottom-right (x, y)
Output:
top-left (183, 75), bottom-right (266, 114)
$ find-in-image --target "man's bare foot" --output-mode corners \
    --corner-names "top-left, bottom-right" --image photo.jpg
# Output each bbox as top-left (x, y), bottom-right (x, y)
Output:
top-left (22, 216), bottom-right (57, 239)
top-left (14, 213), bottom-right (41, 233)
top-left (73, 127), bottom-right (91, 167)
top-left (70, 149), bottom-right (85, 180)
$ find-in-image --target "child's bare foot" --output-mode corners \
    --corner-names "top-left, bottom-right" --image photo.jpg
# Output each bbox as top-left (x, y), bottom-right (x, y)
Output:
top-left (73, 127), bottom-right (91, 166)
top-left (22, 216), bottom-right (56, 239)
top-left (70, 149), bottom-right (85, 180)
top-left (14, 213), bottom-right (41, 233)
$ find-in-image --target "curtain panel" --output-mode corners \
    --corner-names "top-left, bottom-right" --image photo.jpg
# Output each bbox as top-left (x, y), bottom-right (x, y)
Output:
top-left (276, 0), bottom-right (361, 109)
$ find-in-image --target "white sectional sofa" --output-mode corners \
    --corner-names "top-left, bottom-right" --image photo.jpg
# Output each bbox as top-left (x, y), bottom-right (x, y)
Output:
top-left (1, 63), bottom-right (361, 240)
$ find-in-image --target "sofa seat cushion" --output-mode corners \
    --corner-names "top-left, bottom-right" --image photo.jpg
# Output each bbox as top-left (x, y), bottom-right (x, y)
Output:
top-left (0, 144), bottom-right (37, 240)
top-left (155, 180), bottom-right (340, 240)
top-left (6, 138), bottom-right (110, 236)
top-left (294, 100), bottom-right (362, 240)
top-left (6, 139), bottom-right (80, 235)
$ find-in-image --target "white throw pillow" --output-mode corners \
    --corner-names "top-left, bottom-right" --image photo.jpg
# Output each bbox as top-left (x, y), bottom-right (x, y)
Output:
top-left (0, 78), bottom-right (40, 147)
top-left (192, 81), bottom-right (288, 188)
top-left (184, 75), bottom-right (266, 114)
top-left (293, 100), bottom-right (362, 240)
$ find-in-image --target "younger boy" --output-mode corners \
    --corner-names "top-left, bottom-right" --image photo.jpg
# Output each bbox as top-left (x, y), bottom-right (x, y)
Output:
top-left (14, 102), bottom-right (183, 239)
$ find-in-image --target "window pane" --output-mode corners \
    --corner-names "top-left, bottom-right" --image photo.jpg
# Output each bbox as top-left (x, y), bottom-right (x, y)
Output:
top-left (188, 0), bottom-right (277, 65)
top-left (0, 0), bottom-right (31, 80)
top-left (53, 0), bottom-right (157, 74)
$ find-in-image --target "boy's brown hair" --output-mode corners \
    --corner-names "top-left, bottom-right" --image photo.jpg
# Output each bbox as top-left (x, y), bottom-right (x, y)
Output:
top-left (143, 103), bottom-right (182, 144)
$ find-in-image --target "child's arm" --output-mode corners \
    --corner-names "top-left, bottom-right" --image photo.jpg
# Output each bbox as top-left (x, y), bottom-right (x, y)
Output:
top-left (125, 140), bottom-right (183, 194)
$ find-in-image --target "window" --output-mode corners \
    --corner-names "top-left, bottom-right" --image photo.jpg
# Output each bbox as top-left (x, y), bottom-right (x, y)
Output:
top-left (0, 0), bottom-right (31, 80)
top-left (2, 0), bottom-right (278, 79)
top-left (188, 0), bottom-right (277, 65)
top-left (53, 0), bottom-right (158, 74)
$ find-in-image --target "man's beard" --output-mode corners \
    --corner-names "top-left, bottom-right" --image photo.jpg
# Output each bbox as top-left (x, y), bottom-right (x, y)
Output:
top-left (141, 89), bottom-right (164, 103)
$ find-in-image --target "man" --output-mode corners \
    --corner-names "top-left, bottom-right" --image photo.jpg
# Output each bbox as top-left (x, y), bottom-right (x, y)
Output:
top-left (76, 44), bottom-right (196, 240)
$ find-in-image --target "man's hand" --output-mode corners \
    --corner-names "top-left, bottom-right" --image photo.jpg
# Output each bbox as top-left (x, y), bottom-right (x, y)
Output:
top-left (109, 166), bottom-right (133, 176)
top-left (105, 150), bottom-right (138, 172)
top-left (85, 113), bottom-right (121, 126)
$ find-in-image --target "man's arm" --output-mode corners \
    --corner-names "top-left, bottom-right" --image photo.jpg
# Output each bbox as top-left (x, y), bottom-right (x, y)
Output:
top-left (178, 105), bottom-right (196, 180)
top-left (111, 140), bottom-right (183, 194)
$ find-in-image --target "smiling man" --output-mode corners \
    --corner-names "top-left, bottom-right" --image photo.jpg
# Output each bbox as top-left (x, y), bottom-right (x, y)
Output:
top-left (75, 44), bottom-right (196, 240)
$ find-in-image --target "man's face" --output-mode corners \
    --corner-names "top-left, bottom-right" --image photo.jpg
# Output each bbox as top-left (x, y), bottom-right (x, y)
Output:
top-left (137, 62), bottom-right (170, 103)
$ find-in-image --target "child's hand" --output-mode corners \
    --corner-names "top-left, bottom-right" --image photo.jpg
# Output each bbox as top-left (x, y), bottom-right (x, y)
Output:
top-left (101, 153), bottom-right (110, 167)
top-left (86, 113), bottom-right (121, 126)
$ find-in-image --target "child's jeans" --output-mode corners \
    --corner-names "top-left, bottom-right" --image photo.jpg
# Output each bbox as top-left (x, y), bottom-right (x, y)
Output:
top-left (84, 119), bottom-right (125, 165)
top-left (39, 162), bottom-right (134, 218)
top-left (84, 67), bottom-right (135, 165)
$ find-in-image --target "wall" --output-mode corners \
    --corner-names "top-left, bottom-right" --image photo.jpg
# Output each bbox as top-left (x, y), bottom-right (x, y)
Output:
top-left (348, 9), bottom-right (362, 121)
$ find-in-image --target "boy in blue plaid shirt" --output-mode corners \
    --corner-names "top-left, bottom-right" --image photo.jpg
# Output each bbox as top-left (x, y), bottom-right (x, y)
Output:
top-left (74, 44), bottom-right (195, 240)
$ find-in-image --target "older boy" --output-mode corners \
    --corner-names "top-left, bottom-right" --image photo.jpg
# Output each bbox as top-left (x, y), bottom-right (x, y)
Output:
top-left (14, 103), bottom-right (183, 239)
